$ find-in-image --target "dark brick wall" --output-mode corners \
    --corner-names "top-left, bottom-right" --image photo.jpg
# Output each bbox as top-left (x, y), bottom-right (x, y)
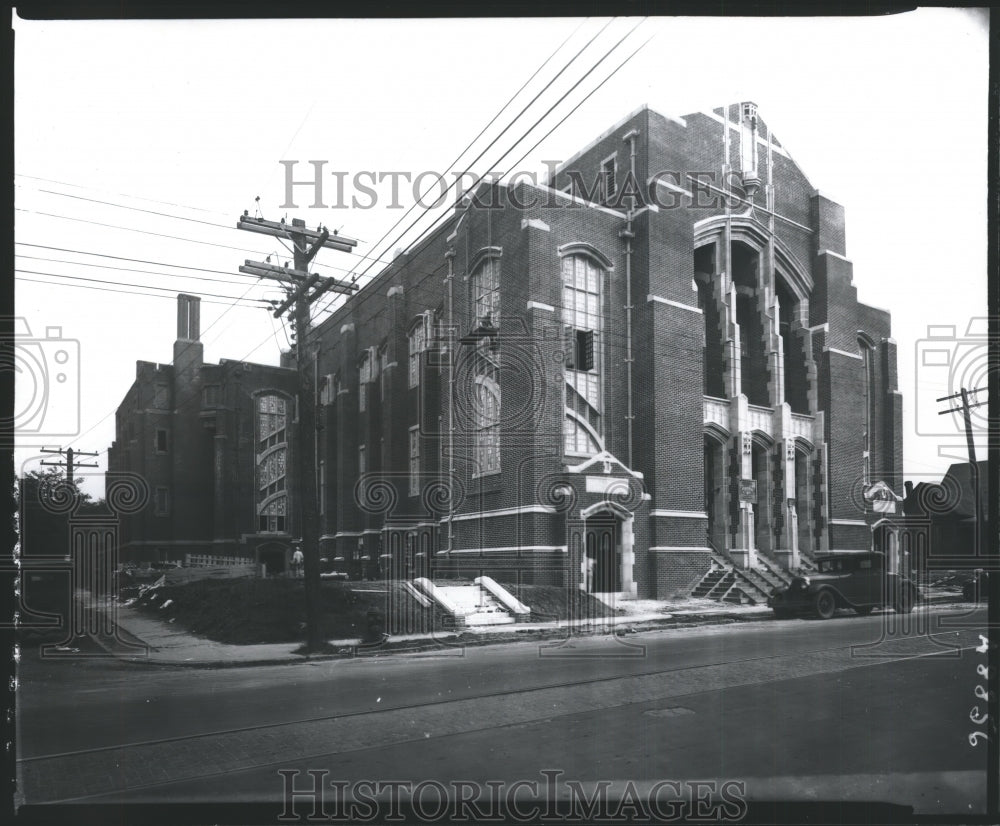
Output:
top-left (109, 104), bottom-right (904, 589)
top-left (649, 551), bottom-right (712, 599)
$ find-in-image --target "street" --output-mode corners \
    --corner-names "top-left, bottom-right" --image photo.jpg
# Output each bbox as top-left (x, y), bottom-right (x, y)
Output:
top-left (16, 606), bottom-right (989, 819)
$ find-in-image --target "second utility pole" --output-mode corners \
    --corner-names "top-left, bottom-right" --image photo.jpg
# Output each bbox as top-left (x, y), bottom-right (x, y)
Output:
top-left (237, 214), bottom-right (357, 652)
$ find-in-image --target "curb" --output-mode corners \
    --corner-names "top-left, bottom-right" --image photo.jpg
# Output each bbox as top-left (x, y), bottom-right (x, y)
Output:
top-left (89, 596), bottom-right (968, 669)
top-left (94, 608), bottom-right (775, 669)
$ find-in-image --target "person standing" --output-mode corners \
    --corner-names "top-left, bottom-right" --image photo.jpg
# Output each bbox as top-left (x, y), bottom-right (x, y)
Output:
top-left (291, 546), bottom-right (304, 578)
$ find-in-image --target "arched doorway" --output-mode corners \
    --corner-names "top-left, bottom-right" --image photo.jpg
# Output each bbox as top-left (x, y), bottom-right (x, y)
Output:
top-left (585, 511), bottom-right (622, 593)
top-left (751, 437), bottom-right (772, 553)
top-left (258, 543), bottom-right (288, 577)
top-left (794, 445), bottom-right (814, 555)
top-left (704, 431), bottom-right (728, 552)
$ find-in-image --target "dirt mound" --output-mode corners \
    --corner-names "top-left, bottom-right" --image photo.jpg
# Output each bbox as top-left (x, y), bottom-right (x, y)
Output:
top-left (129, 578), bottom-right (444, 645)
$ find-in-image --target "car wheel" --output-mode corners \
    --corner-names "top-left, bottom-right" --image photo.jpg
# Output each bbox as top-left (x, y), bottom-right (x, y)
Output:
top-left (814, 590), bottom-right (836, 620)
top-left (894, 589), bottom-right (914, 615)
top-left (855, 605), bottom-right (873, 616)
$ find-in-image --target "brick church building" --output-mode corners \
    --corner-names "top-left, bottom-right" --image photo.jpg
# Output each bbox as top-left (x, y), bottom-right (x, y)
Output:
top-left (109, 103), bottom-right (903, 598)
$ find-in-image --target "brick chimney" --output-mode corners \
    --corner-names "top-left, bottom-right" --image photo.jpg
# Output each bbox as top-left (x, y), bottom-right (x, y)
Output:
top-left (173, 293), bottom-right (203, 376)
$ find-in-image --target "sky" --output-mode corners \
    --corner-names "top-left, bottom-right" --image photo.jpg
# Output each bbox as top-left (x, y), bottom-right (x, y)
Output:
top-left (12, 10), bottom-right (990, 500)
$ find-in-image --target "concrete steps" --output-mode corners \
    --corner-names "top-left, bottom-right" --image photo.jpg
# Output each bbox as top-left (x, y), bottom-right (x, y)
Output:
top-left (413, 577), bottom-right (529, 627)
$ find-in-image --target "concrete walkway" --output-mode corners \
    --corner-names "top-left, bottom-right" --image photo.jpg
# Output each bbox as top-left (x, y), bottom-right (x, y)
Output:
top-left (84, 589), bottom-right (964, 669)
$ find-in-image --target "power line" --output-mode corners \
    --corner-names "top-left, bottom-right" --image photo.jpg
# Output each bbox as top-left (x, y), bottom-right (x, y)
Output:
top-left (15, 172), bottom-right (230, 216)
top-left (42, 21), bottom-right (651, 461)
top-left (334, 18), bottom-right (619, 297)
top-left (22, 185), bottom-right (234, 230)
top-left (16, 275), bottom-right (267, 307)
top-left (15, 239), bottom-right (362, 280)
top-left (16, 253), bottom-right (267, 290)
top-left (312, 18), bottom-right (648, 320)
top-left (15, 268), bottom-right (272, 305)
top-left (16, 204), bottom-right (390, 270)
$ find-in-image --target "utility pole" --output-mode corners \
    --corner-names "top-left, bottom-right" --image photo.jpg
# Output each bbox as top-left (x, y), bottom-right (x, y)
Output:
top-left (237, 214), bottom-right (357, 652)
top-left (39, 446), bottom-right (99, 488)
top-left (937, 385), bottom-right (986, 556)
top-left (937, 384), bottom-right (992, 810)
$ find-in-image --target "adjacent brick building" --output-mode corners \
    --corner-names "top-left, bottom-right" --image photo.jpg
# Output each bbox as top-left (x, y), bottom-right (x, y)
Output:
top-left (108, 294), bottom-right (303, 573)
top-left (109, 103), bottom-right (904, 597)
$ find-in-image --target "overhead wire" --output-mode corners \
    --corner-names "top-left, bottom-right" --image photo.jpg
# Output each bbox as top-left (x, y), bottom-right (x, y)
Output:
top-left (30, 19), bottom-right (649, 459)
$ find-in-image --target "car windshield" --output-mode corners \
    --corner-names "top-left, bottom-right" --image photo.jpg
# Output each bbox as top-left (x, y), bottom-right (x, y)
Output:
top-left (817, 558), bottom-right (846, 573)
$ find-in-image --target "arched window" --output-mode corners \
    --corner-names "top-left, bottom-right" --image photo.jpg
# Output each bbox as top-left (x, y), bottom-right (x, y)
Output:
top-left (256, 394), bottom-right (288, 533)
top-left (859, 336), bottom-right (876, 485)
top-left (473, 372), bottom-right (501, 475)
top-left (565, 411), bottom-right (601, 456)
top-left (561, 254), bottom-right (604, 456)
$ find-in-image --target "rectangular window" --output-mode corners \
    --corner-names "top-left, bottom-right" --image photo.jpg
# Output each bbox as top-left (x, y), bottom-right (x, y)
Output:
top-left (471, 259), bottom-right (500, 327)
top-left (320, 374), bottom-right (336, 405)
top-left (409, 427), bottom-right (420, 496)
top-left (601, 155), bottom-right (617, 201)
top-left (359, 383), bottom-right (366, 413)
top-left (358, 444), bottom-right (366, 476)
top-left (379, 345), bottom-right (389, 399)
top-left (575, 329), bottom-right (595, 372)
top-left (202, 385), bottom-right (220, 407)
top-left (156, 429), bottom-right (168, 453)
top-left (409, 319), bottom-right (427, 389)
top-left (154, 487), bottom-right (169, 516)
top-left (153, 383), bottom-right (169, 409)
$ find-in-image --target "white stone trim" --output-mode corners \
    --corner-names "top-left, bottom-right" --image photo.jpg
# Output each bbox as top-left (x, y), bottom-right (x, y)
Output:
top-left (529, 184), bottom-right (627, 218)
top-left (647, 294), bottom-right (703, 314)
top-left (650, 509), bottom-right (709, 519)
top-left (328, 529), bottom-right (383, 539)
top-left (443, 545), bottom-right (567, 555)
top-left (340, 323), bottom-right (355, 335)
top-left (547, 104), bottom-right (649, 179)
top-left (648, 175), bottom-right (693, 198)
top-left (387, 285), bottom-right (404, 298)
top-left (829, 519), bottom-right (868, 527)
top-left (699, 109), bottom-right (790, 157)
top-left (527, 301), bottom-right (555, 313)
top-left (448, 505), bottom-right (556, 522)
top-left (818, 249), bottom-right (851, 263)
top-left (521, 218), bottom-right (550, 232)
top-left (824, 346), bottom-right (863, 361)
top-left (649, 546), bottom-right (713, 552)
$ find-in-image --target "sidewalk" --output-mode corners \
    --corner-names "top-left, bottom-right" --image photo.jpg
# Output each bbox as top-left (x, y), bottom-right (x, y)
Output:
top-left (85, 591), bottom-right (965, 669)
top-left (82, 592), bottom-right (776, 668)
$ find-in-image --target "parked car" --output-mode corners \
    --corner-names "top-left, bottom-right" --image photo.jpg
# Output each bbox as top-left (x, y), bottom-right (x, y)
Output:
top-left (963, 570), bottom-right (989, 603)
top-left (768, 551), bottom-right (919, 620)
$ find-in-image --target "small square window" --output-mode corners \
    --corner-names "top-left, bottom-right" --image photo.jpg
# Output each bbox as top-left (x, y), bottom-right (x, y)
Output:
top-left (156, 429), bottom-right (168, 453)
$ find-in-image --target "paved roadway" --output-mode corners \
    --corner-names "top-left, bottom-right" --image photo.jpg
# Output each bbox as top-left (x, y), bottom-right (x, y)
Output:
top-left (16, 605), bottom-right (989, 818)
